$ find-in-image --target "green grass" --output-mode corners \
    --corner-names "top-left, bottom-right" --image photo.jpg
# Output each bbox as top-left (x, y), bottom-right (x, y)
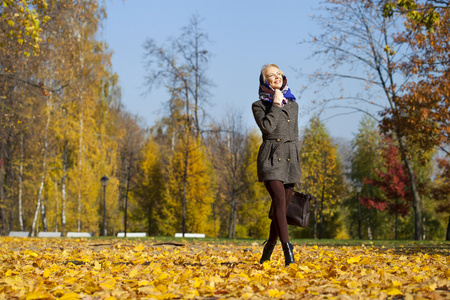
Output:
top-left (80, 236), bottom-right (450, 252)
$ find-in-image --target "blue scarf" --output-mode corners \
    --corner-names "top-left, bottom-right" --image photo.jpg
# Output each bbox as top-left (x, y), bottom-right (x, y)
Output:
top-left (258, 73), bottom-right (296, 106)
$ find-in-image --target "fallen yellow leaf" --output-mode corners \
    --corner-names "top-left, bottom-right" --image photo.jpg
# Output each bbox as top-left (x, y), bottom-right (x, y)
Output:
top-left (347, 281), bottom-right (361, 288)
top-left (59, 292), bottom-right (80, 300)
top-left (99, 278), bottom-right (116, 290)
top-left (268, 289), bottom-right (285, 297)
top-left (347, 255), bottom-right (361, 264)
top-left (385, 288), bottom-right (403, 296)
top-left (392, 280), bottom-right (402, 288)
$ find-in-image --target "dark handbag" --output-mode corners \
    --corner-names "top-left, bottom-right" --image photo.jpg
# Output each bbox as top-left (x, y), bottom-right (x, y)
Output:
top-left (268, 187), bottom-right (313, 227)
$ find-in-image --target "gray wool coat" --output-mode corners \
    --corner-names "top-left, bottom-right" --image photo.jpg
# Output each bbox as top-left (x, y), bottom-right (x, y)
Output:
top-left (252, 99), bottom-right (301, 184)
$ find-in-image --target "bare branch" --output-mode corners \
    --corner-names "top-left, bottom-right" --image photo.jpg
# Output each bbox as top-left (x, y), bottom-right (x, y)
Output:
top-left (319, 105), bottom-right (380, 122)
top-left (437, 145), bottom-right (450, 156)
top-left (322, 96), bottom-right (386, 109)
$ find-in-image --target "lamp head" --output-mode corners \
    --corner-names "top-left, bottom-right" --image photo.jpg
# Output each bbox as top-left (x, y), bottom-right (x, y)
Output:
top-left (101, 175), bottom-right (109, 186)
top-left (355, 181), bottom-right (362, 193)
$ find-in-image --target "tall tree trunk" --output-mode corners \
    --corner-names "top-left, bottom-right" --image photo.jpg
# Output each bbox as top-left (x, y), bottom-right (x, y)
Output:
top-left (446, 215), bottom-right (450, 241)
top-left (228, 205), bottom-right (233, 239)
top-left (394, 201), bottom-right (398, 240)
top-left (54, 181), bottom-right (59, 232)
top-left (319, 184), bottom-right (325, 239)
top-left (228, 172), bottom-right (238, 239)
top-left (1, 139), bottom-right (13, 235)
top-left (403, 156), bottom-right (422, 240)
top-left (30, 196), bottom-right (41, 237)
top-left (124, 155), bottom-right (132, 237)
top-left (319, 152), bottom-right (327, 239)
top-left (228, 195), bottom-right (236, 239)
top-left (41, 196), bottom-right (48, 232)
top-left (313, 197), bottom-right (318, 239)
top-left (61, 144), bottom-right (67, 236)
top-left (182, 139), bottom-right (188, 237)
top-left (8, 142), bottom-right (14, 234)
top-left (367, 212), bottom-right (373, 240)
top-left (422, 216), bottom-right (426, 240)
top-left (422, 196), bottom-right (426, 240)
top-left (232, 201), bottom-right (237, 239)
top-left (18, 134), bottom-right (24, 231)
top-left (212, 202), bottom-right (216, 238)
top-left (193, 30), bottom-right (200, 136)
top-left (0, 149), bottom-right (6, 236)
top-left (30, 95), bottom-right (52, 236)
top-left (77, 194), bottom-right (81, 231)
top-left (171, 132), bottom-right (175, 151)
top-left (30, 177), bottom-right (47, 236)
top-left (77, 112), bottom-right (83, 231)
top-left (181, 84), bottom-right (190, 237)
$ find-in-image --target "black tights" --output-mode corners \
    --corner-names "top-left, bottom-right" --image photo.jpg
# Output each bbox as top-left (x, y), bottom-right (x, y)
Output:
top-left (264, 181), bottom-right (293, 244)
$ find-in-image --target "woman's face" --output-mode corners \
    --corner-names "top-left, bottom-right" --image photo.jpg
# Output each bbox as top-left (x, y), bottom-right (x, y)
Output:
top-left (264, 66), bottom-right (283, 90)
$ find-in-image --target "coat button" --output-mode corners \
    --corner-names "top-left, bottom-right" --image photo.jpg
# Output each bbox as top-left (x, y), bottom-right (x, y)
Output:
top-left (278, 158), bottom-right (281, 162)
top-left (287, 119), bottom-right (290, 123)
top-left (276, 139), bottom-right (280, 142)
top-left (287, 158), bottom-right (290, 162)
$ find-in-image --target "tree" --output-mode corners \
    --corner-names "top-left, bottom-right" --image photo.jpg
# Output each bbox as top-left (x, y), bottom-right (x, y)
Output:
top-left (381, 0), bottom-right (448, 31)
top-left (432, 157), bottom-right (450, 240)
top-left (143, 14), bottom-right (214, 237)
top-left (0, 0), bottom-right (57, 235)
top-left (0, 0), bottom-right (52, 56)
top-left (294, 117), bottom-right (344, 239)
top-left (348, 116), bottom-right (384, 239)
top-left (361, 137), bottom-right (413, 239)
top-left (238, 129), bottom-right (271, 239)
top-left (380, 3), bottom-right (450, 158)
top-left (116, 112), bottom-right (145, 236)
top-left (29, 92), bottom-right (52, 236)
top-left (143, 14), bottom-right (212, 138)
top-left (1, 0), bottom-right (124, 236)
top-left (206, 110), bottom-right (247, 239)
top-left (160, 134), bottom-right (214, 236)
top-left (132, 136), bottom-right (165, 235)
top-left (307, 0), bottom-right (432, 240)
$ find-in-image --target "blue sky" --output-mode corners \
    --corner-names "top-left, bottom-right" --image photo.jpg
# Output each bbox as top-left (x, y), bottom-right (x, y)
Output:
top-left (102, 0), bottom-right (366, 140)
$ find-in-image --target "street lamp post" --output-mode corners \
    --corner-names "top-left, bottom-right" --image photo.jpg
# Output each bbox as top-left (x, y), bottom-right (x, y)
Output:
top-left (100, 175), bottom-right (109, 236)
top-left (355, 181), bottom-right (363, 240)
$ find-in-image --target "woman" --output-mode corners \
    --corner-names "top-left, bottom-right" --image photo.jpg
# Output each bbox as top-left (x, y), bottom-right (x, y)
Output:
top-left (252, 64), bottom-right (301, 267)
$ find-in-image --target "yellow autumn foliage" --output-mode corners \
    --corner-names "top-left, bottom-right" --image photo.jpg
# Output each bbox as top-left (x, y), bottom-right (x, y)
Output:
top-left (159, 133), bottom-right (215, 236)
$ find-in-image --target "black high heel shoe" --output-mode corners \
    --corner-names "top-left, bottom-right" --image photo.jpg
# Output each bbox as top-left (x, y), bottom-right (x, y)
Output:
top-left (260, 240), bottom-right (277, 264)
top-left (282, 242), bottom-right (295, 266)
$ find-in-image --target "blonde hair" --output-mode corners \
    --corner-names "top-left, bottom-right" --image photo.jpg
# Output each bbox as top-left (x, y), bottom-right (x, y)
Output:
top-left (260, 64), bottom-right (285, 83)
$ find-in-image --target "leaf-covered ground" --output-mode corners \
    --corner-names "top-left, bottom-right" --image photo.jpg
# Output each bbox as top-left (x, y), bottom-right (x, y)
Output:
top-left (0, 237), bottom-right (449, 299)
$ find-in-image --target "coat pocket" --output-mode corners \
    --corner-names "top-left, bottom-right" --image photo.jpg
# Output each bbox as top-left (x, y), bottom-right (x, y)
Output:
top-left (267, 143), bottom-right (286, 169)
top-left (257, 142), bottom-right (271, 165)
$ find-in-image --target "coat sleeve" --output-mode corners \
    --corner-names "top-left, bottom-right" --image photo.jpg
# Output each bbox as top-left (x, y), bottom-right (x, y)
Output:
top-left (252, 101), bottom-right (282, 135)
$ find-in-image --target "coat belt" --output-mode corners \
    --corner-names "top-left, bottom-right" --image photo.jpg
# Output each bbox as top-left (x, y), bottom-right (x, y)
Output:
top-left (263, 138), bottom-right (297, 158)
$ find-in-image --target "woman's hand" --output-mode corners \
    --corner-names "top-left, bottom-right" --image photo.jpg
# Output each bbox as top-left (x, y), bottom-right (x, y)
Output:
top-left (273, 89), bottom-right (284, 107)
